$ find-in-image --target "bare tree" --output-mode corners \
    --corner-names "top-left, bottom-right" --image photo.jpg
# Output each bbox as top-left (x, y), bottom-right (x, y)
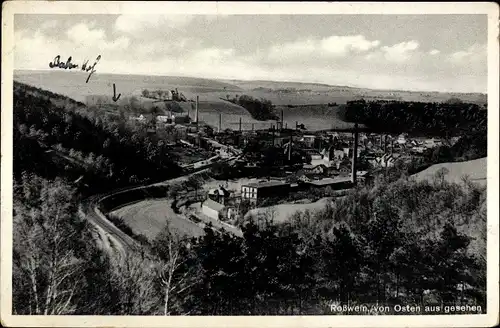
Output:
top-left (153, 225), bottom-right (198, 315)
top-left (13, 176), bottom-right (86, 315)
top-left (109, 252), bottom-right (159, 315)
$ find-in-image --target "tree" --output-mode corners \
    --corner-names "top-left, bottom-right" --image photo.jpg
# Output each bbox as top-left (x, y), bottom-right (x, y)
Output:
top-left (152, 225), bottom-right (198, 315)
top-left (109, 252), bottom-right (159, 314)
top-left (13, 174), bottom-right (90, 315)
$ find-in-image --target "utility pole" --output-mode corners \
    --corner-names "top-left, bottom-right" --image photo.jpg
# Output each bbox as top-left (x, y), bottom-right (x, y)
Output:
top-left (351, 123), bottom-right (359, 185)
top-left (281, 109), bottom-right (284, 131)
top-left (195, 95), bottom-right (199, 124)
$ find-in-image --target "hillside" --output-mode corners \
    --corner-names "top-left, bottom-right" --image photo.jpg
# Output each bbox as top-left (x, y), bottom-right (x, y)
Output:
top-left (13, 81), bottom-right (183, 194)
top-left (14, 70), bottom-right (242, 101)
top-left (411, 157), bottom-right (487, 186)
top-left (218, 78), bottom-right (487, 105)
top-left (14, 70), bottom-right (487, 132)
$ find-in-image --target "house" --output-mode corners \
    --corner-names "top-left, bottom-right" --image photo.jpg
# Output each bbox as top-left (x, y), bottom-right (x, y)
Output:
top-left (241, 180), bottom-right (290, 202)
top-left (302, 164), bottom-right (327, 175)
top-left (306, 149), bottom-right (324, 166)
top-left (424, 138), bottom-right (442, 149)
top-left (397, 134), bottom-right (408, 145)
top-left (356, 170), bottom-right (371, 184)
top-left (338, 165), bottom-right (351, 176)
top-left (411, 146), bottom-right (426, 154)
top-left (368, 153), bottom-right (400, 168)
top-left (208, 186), bottom-right (231, 205)
top-left (202, 199), bottom-right (225, 220)
top-left (302, 135), bottom-right (316, 148)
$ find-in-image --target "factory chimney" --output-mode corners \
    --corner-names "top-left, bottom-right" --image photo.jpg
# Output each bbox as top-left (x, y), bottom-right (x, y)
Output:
top-left (351, 123), bottom-right (359, 185)
top-left (281, 109), bottom-right (284, 131)
top-left (195, 96), bottom-right (199, 124)
top-left (287, 134), bottom-right (293, 162)
top-left (218, 113), bottom-right (222, 133)
top-left (239, 117), bottom-right (242, 132)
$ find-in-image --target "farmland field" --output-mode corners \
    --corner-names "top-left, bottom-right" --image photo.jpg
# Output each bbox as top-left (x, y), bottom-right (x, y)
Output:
top-left (14, 70), bottom-right (486, 132)
top-left (411, 157), bottom-right (487, 186)
top-left (109, 198), bottom-right (205, 241)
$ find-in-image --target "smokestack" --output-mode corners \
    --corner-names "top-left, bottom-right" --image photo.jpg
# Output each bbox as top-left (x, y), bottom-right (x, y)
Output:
top-left (351, 123), bottom-right (359, 185)
top-left (288, 134), bottom-right (293, 161)
top-left (281, 109), bottom-right (284, 130)
top-left (195, 96), bottom-right (199, 124)
top-left (239, 117), bottom-right (242, 132)
top-left (218, 113), bottom-right (222, 133)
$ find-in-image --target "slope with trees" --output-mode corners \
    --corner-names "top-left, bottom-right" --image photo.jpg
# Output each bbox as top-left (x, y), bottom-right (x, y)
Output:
top-left (14, 82), bottom-right (182, 194)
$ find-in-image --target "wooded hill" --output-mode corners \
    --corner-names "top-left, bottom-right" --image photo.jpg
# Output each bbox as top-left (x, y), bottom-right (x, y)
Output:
top-left (341, 99), bottom-right (487, 137)
top-left (13, 81), bottom-right (182, 194)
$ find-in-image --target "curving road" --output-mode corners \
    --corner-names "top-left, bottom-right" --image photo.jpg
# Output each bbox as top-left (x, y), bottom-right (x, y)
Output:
top-left (80, 154), bottom-right (240, 255)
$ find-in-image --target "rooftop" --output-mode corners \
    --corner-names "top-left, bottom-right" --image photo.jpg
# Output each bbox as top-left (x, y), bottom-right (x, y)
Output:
top-left (243, 180), bottom-right (289, 188)
top-left (202, 198), bottom-right (225, 212)
top-left (303, 164), bottom-right (326, 169)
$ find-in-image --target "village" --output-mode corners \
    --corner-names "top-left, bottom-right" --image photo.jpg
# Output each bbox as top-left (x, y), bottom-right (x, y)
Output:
top-left (126, 93), bottom-right (461, 234)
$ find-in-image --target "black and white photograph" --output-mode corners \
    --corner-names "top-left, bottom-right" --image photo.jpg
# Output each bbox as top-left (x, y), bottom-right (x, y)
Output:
top-left (1, 2), bottom-right (498, 327)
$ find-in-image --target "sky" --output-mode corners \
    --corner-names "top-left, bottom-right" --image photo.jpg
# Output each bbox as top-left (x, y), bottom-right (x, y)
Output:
top-left (14, 14), bottom-right (488, 93)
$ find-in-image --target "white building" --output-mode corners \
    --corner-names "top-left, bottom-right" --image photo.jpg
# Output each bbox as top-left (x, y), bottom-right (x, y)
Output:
top-left (202, 199), bottom-right (225, 220)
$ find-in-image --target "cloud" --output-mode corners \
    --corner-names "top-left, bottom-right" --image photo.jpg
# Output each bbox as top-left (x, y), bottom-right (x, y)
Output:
top-left (448, 43), bottom-right (486, 65)
top-left (267, 35), bottom-right (381, 62)
top-left (114, 15), bottom-right (195, 33)
top-left (40, 20), bottom-right (58, 30)
top-left (380, 40), bottom-right (420, 62)
top-left (66, 23), bottom-right (130, 51)
top-left (13, 19), bottom-right (487, 94)
top-left (14, 23), bottom-right (130, 71)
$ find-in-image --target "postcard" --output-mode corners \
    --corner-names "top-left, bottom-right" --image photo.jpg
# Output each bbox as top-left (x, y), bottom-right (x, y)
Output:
top-left (1, 1), bottom-right (498, 327)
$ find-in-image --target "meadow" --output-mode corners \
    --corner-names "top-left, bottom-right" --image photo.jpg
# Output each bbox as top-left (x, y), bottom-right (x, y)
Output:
top-left (109, 198), bottom-right (205, 241)
top-left (411, 157), bottom-right (487, 186)
top-left (14, 70), bottom-right (487, 132)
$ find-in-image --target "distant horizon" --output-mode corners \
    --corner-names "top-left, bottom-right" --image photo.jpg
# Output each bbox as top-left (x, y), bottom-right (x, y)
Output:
top-left (13, 69), bottom-right (487, 96)
top-left (14, 14), bottom-right (487, 94)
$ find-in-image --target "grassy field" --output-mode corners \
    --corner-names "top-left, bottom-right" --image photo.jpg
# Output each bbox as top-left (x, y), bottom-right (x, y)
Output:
top-left (411, 157), bottom-right (487, 186)
top-left (245, 197), bottom-right (333, 224)
top-left (109, 198), bottom-right (205, 241)
top-left (15, 70), bottom-right (486, 132)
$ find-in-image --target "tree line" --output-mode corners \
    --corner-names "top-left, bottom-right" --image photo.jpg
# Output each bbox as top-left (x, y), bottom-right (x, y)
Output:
top-left (226, 94), bottom-right (278, 121)
top-left (342, 99), bottom-right (487, 137)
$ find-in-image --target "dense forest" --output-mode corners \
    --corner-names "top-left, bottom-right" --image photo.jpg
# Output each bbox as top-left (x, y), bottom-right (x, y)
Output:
top-left (12, 170), bottom-right (486, 315)
top-left (226, 95), bottom-right (278, 121)
top-left (342, 99), bottom-right (487, 137)
top-left (13, 82), bottom-right (182, 194)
